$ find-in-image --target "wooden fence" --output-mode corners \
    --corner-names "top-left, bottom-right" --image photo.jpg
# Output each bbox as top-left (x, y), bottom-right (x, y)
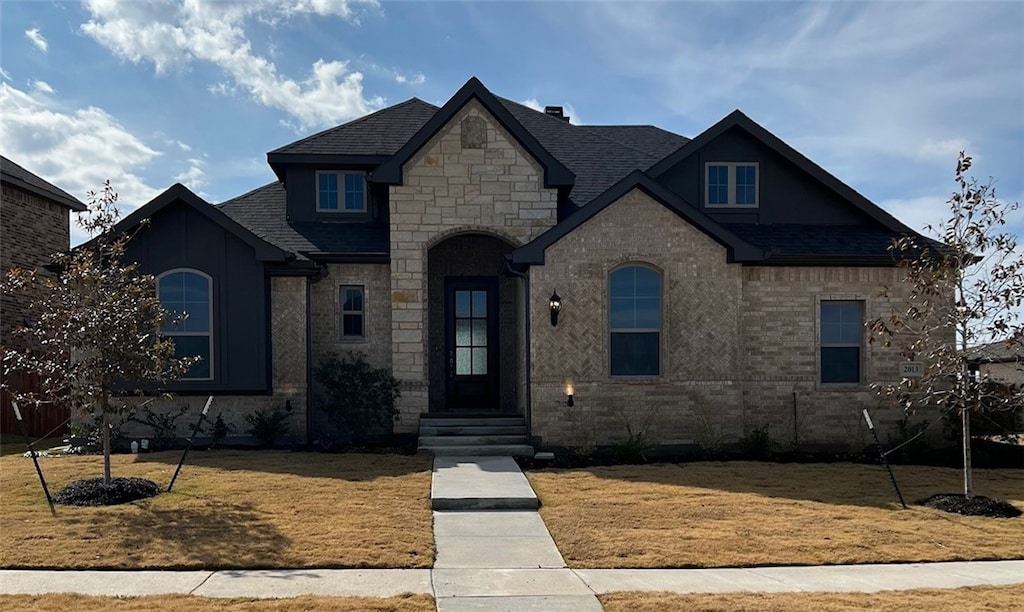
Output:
top-left (1, 368), bottom-right (70, 439)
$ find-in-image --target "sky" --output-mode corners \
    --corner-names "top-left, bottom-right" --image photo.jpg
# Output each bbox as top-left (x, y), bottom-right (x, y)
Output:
top-left (1, 0), bottom-right (1022, 248)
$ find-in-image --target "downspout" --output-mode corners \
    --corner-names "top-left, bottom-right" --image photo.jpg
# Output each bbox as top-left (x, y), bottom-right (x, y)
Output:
top-left (502, 256), bottom-right (532, 441)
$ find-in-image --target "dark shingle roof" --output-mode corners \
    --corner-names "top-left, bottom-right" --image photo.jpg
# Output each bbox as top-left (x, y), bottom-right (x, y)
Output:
top-left (723, 224), bottom-right (913, 261)
top-left (217, 182), bottom-right (388, 259)
top-left (270, 99), bottom-right (439, 156)
top-left (0, 155), bottom-right (87, 210)
top-left (583, 125), bottom-right (690, 160)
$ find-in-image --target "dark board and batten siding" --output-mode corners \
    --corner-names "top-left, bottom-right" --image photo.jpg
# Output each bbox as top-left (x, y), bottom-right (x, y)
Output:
top-left (125, 202), bottom-right (269, 392)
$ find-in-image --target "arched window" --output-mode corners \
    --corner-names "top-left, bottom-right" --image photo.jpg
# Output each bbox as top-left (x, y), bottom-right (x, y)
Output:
top-left (609, 265), bottom-right (661, 376)
top-left (157, 269), bottom-right (212, 381)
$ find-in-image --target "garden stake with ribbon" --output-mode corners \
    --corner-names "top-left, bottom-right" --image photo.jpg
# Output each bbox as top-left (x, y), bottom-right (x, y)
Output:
top-left (863, 408), bottom-right (907, 509)
top-left (12, 401), bottom-right (56, 515)
top-left (167, 396), bottom-right (213, 493)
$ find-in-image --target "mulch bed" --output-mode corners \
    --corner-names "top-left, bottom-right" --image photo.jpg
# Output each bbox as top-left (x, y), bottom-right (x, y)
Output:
top-left (918, 494), bottom-right (1022, 518)
top-left (53, 477), bottom-right (162, 506)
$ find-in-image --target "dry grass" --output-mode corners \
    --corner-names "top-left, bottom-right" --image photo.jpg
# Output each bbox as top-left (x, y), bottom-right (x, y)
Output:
top-left (0, 437), bottom-right (66, 457)
top-left (0, 450), bottom-right (433, 569)
top-left (0, 593), bottom-right (434, 612)
top-left (599, 584), bottom-right (1024, 611)
top-left (527, 462), bottom-right (1024, 568)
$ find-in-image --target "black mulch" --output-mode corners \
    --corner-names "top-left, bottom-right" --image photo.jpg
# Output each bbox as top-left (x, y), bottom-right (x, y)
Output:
top-left (918, 494), bottom-right (1022, 518)
top-left (53, 477), bottom-right (161, 507)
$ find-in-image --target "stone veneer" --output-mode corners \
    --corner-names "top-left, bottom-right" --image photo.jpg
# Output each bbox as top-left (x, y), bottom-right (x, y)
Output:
top-left (1, 182), bottom-right (72, 350)
top-left (388, 99), bottom-right (559, 424)
top-left (529, 188), bottom-right (928, 450)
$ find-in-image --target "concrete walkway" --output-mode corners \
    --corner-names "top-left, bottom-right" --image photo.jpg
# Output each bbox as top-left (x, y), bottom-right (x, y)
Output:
top-left (1, 456), bottom-right (1022, 609)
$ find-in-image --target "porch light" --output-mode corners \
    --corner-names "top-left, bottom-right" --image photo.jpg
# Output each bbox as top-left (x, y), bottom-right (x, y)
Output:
top-left (566, 383), bottom-right (574, 407)
top-left (549, 290), bottom-right (561, 326)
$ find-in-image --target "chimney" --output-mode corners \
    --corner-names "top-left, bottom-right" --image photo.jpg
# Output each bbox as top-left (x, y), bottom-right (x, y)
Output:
top-left (544, 105), bottom-right (570, 123)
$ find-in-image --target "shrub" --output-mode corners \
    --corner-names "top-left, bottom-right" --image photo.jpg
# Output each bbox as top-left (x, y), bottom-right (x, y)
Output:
top-left (129, 403), bottom-right (190, 450)
top-left (313, 351), bottom-right (401, 446)
top-left (205, 412), bottom-right (233, 449)
top-left (245, 404), bottom-right (293, 448)
top-left (739, 424), bottom-right (774, 460)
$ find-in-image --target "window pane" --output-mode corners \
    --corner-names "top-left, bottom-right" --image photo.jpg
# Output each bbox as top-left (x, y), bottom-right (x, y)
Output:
top-left (821, 303), bottom-right (842, 325)
top-left (172, 335), bottom-right (210, 379)
top-left (472, 291), bottom-right (487, 317)
top-left (456, 348), bottom-right (471, 375)
top-left (821, 347), bottom-right (860, 383)
top-left (182, 301), bottom-right (209, 332)
top-left (181, 273), bottom-right (208, 301)
top-left (736, 185), bottom-right (755, 205)
top-left (472, 319), bottom-right (487, 346)
top-left (610, 297), bottom-right (634, 329)
top-left (320, 192), bottom-right (338, 210)
top-left (821, 324), bottom-right (843, 345)
top-left (159, 272), bottom-right (184, 302)
top-left (455, 291), bottom-right (471, 317)
top-left (472, 348), bottom-right (487, 375)
top-left (635, 297), bottom-right (660, 328)
top-left (610, 268), bottom-right (633, 298)
top-left (456, 319), bottom-right (471, 346)
top-left (634, 267), bottom-right (660, 297)
top-left (344, 174), bottom-right (365, 211)
top-left (839, 322), bottom-right (862, 345)
top-left (319, 173), bottom-right (338, 191)
top-left (611, 332), bottom-right (659, 376)
top-left (342, 288), bottom-right (363, 312)
top-left (343, 314), bottom-right (363, 337)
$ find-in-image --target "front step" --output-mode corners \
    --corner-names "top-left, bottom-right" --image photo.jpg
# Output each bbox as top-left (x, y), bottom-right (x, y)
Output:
top-left (417, 414), bottom-right (532, 458)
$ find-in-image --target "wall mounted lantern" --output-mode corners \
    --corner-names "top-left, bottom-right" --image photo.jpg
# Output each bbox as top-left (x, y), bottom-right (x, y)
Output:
top-left (549, 290), bottom-right (561, 326)
top-left (565, 383), bottom-right (574, 407)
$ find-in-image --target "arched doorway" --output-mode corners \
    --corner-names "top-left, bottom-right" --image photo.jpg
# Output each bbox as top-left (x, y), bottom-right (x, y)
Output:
top-left (427, 233), bottom-right (519, 413)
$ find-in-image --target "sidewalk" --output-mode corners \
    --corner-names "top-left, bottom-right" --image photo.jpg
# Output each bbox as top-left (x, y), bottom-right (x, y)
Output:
top-left (2, 456), bottom-right (1022, 610)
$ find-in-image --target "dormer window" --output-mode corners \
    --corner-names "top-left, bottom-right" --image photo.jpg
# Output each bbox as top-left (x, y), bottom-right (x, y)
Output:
top-left (317, 171), bottom-right (366, 212)
top-left (705, 163), bottom-right (758, 207)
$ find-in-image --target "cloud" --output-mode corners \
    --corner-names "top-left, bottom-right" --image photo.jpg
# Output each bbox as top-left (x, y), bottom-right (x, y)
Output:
top-left (520, 97), bottom-right (582, 125)
top-left (25, 28), bottom-right (48, 53)
top-left (0, 67), bottom-right (12, 82)
top-left (81, 0), bottom-right (384, 130)
top-left (29, 80), bottom-right (55, 95)
top-left (395, 71), bottom-right (426, 86)
top-left (175, 140), bottom-right (192, 151)
top-left (174, 157), bottom-right (207, 192)
top-left (0, 81), bottom-right (163, 244)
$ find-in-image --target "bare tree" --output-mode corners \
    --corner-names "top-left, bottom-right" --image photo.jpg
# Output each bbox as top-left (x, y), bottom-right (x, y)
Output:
top-left (2, 182), bottom-right (195, 485)
top-left (870, 153), bottom-right (1023, 498)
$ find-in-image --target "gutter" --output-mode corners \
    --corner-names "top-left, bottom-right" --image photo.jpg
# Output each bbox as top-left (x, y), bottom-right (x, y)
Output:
top-left (502, 256), bottom-right (532, 442)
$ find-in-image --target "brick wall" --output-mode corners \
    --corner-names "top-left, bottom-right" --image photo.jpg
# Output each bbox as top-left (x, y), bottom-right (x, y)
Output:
top-left (388, 99), bottom-right (559, 425)
top-left (1, 183), bottom-right (71, 350)
top-left (528, 188), bottom-right (933, 450)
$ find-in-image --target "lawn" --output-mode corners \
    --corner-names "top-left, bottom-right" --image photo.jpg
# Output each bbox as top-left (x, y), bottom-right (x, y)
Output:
top-left (0, 449), bottom-right (433, 569)
top-left (527, 462), bottom-right (1024, 568)
top-left (0, 594), bottom-right (434, 612)
top-left (599, 584), bottom-right (1024, 611)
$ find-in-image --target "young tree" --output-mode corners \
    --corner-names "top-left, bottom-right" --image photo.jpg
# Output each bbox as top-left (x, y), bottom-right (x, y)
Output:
top-left (870, 153), bottom-right (1023, 498)
top-left (2, 182), bottom-right (195, 486)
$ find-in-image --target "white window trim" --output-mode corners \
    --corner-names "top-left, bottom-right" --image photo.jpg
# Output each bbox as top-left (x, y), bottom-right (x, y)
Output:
top-left (157, 268), bottom-right (214, 382)
top-left (704, 162), bottom-right (759, 208)
top-left (339, 284), bottom-right (366, 341)
top-left (818, 298), bottom-right (865, 386)
top-left (316, 171), bottom-right (367, 213)
top-left (608, 263), bottom-right (663, 378)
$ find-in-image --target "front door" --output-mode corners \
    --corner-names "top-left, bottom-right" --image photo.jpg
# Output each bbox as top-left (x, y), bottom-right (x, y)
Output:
top-left (445, 277), bottom-right (499, 410)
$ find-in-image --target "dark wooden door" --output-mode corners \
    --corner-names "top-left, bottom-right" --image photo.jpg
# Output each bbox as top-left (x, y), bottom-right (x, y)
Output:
top-left (445, 277), bottom-right (499, 410)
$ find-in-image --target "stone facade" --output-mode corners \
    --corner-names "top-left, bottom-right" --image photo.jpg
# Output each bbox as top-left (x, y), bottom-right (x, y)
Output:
top-left (528, 188), bottom-right (925, 450)
top-left (0, 182), bottom-right (72, 350)
top-left (388, 99), bottom-right (559, 425)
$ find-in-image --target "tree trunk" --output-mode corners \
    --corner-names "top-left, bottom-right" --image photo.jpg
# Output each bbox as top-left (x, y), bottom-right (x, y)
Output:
top-left (102, 409), bottom-right (112, 486)
top-left (962, 406), bottom-right (973, 498)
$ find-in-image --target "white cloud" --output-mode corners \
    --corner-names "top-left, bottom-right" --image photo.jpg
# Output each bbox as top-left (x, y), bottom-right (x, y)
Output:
top-left (30, 80), bottom-right (55, 95)
top-left (81, 0), bottom-right (384, 130)
top-left (395, 71), bottom-right (426, 86)
top-left (0, 67), bottom-right (12, 82)
top-left (175, 140), bottom-right (192, 151)
top-left (0, 82), bottom-right (163, 244)
top-left (174, 157), bottom-right (207, 192)
top-left (520, 98), bottom-right (582, 125)
top-left (25, 28), bottom-right (48, 53)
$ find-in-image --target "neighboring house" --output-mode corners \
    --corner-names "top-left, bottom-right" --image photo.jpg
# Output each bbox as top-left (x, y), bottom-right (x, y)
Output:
top-left (115, 77), bottom-right (940, 452)
top-left (968, 340), bottom-right (1023, 388)
top-left (1, 156), bottom-right (87, 351)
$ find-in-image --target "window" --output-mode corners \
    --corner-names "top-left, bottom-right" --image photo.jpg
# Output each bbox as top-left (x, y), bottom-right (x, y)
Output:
top-left (610, 265), bottom-right (661, 376)
top-left (705, 162), bottom-right (758, 207)
top-left (820, 301), bottom-right (863, 384)
top-left (340, 285), bottom-right (364, 339)
top-left (157, 270), bottom-right (212, 380)
top-left (317, 171), bottom-right (366, 212)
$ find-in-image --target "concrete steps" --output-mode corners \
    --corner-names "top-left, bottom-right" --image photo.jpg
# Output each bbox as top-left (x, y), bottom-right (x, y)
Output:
top-left (418, 414), bottom-right (533, 458)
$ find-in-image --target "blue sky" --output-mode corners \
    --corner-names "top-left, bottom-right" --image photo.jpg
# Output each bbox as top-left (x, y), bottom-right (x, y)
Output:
top-left (1, 1), bottom-right (1021, 247)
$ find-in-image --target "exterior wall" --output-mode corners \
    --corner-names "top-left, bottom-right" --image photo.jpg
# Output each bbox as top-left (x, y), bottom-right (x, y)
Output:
top-left (0, 182), bottom-right (71, 350)
top-left (529, 188), bottom-right (925, 450)
top-left (388, 98), bottom-right (559, 426)
top-left (979, 361), bottom-right (1023, 386)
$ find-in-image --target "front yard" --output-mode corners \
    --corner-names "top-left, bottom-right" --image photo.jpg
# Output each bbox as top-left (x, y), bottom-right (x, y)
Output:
top-left (0, 449), bottom-right (434, 569)
top-left (527, 462), bottom-right (1024, 568)
top-left (0, 594), bottom-right (434, 611)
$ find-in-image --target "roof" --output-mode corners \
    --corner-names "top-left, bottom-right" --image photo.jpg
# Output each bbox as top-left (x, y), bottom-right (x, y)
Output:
top-left (966, 340), bottom-right (1023, 365)
top-left (0, 155), bottom-right (87, 211)
top-left (724, 224), bottom-right (926, 264)
top-left (217, 182), bottom-right (388, 261)
top-left (114, 183), bottom-right (290, 261)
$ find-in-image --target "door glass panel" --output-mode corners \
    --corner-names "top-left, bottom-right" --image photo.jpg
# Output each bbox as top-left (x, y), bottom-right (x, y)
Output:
top-left (456, 291), bottom-right (471, 317)
top-left (456, 348), bottom-right (471, 375)
top-left (472, 291), bottom-right (487, 317)
top-left (472, 348), bottom-right (487, 375)
top-left (456, 319), bottom-right (471, 346)
top-left (472, 319), bottom-right (487, 346)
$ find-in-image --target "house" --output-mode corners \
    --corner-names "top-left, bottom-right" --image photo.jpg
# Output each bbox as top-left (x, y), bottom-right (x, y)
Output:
top-left (115, 77), bottom-right (936, 453)
top-left (1, 156), bottom-right (87, 351)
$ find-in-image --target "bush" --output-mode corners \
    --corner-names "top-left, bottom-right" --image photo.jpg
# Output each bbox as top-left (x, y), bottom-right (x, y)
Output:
top-left (313, 352), bottom-right (401, 446)
top-left (129, 403), bottom-right (190, 450)
top-left (739, 425), bottom-right (774, 460)
top-left (205, 412), bottom-right (233, 448)
top-left (245, 404), bottom-right (293, 448)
